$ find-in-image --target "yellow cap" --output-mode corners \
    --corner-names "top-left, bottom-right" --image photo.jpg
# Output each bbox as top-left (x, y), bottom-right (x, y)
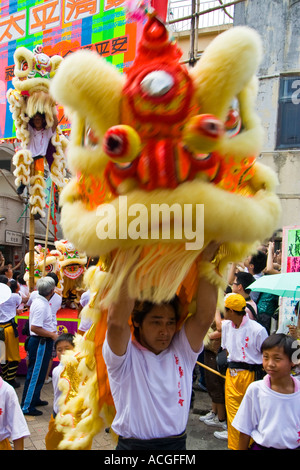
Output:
top-left (224, 293), bottom-right (246, 312)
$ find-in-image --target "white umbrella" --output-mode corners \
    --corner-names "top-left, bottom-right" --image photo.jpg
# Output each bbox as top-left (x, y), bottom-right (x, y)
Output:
top-left (0, 283), bottom-right (11, 304)
top-left (0, 283), bottom-right (11, 308)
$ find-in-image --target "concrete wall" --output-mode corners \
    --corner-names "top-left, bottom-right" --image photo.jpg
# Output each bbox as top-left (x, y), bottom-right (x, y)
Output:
top-left (234, 0), bottom-right (300, 229)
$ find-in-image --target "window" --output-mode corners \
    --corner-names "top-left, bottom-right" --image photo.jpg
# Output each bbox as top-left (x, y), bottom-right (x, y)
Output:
top-left (276, 75), bottom-right (300, 149)
top-left (0, 159), bottom-right (12, 171)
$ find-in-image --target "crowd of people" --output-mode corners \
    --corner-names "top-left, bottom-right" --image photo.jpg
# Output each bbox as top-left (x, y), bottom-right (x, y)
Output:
top-left (194, 240), bottom-right (300, 450)
top-left (0, 255), bottom-right (89, 450)
top-left (0, 240), bottom-right (300, 451)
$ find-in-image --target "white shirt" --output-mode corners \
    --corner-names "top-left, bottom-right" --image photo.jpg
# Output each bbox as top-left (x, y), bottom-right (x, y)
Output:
top-left (28, 124), bottom-right (54, 158)
top-left (19, 284), bottom-right (29, 304)
top-left (49, 292), bottom-right (62, 328)
top-left (221, 315), bottom-right (268, 364)
top-left (26, 290), bottom-right (37, 307)
top-left (0, 377), bottom-right (30, 442)
top-left (78, 290), bottom-right (92, 332)
top-left (52, 363), bottom-right (63, 415)
top-left (102, 324), bottom-right (201, 440)
top-left (28, 290), bottom-right (61, 328)
top-left (0, 293), bottom-right (22, 323)
top-left (80, 290), bottom-right (90, 308)
top-left (29, 294), bottom-right (56, 335)
top-left (232, 375), bottom-right (300, 449)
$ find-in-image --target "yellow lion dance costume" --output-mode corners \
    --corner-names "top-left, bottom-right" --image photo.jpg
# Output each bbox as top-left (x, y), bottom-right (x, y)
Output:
top-left (7, 45), bottom-right (68, 218)
top-left (24, 244), bottom-right (61, 286)
top-left (50, 12), bottom-right (281, 449)
top-left (55, 239), bottom-right (87, 309)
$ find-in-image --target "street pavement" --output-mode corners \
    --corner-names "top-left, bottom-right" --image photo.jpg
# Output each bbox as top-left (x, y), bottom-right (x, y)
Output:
top-left (14, 375), bottom-right (228, 451)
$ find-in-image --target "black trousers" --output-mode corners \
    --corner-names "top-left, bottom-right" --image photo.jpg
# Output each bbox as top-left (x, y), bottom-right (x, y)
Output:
top-left (116, 432), bottom-right (187, 450)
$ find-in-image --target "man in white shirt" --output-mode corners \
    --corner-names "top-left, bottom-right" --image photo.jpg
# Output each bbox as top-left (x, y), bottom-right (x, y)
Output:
top-left (102, 242), bottom-right (220, 450)
top-left (231, 271), bottom-right (257, 320)
top-left (21, 277), bottom-right (58, 416)
top-left (244, 250), bottom-right (267, 303)
top-left (27, 273), bottom-right (62, 330)
top-left (218, 293), bottom-right (268, 450)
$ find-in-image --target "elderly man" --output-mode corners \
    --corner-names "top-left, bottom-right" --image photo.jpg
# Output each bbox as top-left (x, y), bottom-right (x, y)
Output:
top-left (21, 277), bottom-right (58, 416)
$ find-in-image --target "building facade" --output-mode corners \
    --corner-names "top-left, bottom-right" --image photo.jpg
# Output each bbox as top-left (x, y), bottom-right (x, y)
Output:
top-left (234, 0), bottom-right (300, 231)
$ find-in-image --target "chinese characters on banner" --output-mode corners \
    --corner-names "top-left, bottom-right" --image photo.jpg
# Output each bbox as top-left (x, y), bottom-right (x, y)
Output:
top-left (279, 225), bottom-right (300, 333)
top-left (174, 354), bottom-right (185, 407)
top-left (284, 226), bottom-right (300, 272)
top-left (0, 0), bottom-right (133, 43)
top-left (0, 0), bottom-right (169, 138)
top-left (0, 11), bottom-right (26, 44)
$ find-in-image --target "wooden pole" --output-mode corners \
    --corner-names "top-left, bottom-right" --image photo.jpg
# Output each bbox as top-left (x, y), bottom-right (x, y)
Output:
top-left (29, 163), bottom-right (35, 293)
top-left (42, 181), bottom-right (53, 277)
top-left (196, 361), bottom-right (226, 379)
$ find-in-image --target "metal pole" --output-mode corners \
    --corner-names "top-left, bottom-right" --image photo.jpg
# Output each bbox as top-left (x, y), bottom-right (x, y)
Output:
top-left (168, 0), bottom-right (245, 24)
top-left (189, 0), bottom-right (196, 66)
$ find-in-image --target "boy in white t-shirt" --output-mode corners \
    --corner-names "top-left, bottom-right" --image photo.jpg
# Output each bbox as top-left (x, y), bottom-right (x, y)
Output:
top-left (102, 242), bottom-right (220, 450)
top-left (45, 333), bottom-right (75, 450)
top-left (233, 334), bottom-right (300, 450)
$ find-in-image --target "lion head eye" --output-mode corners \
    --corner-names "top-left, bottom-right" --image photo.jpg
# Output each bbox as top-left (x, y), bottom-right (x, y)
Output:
top-left (140, 70), bottom-right (174, 97)
top-left (225, 99), bottom-right (242, 137)
top-left (20, 60), bottom-right (28, 71)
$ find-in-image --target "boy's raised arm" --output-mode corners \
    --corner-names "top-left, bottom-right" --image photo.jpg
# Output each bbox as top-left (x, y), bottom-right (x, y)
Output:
top-left (106, 281), bottom-right (135, 357)
top-left (184, 241), bottom-right (220, 352)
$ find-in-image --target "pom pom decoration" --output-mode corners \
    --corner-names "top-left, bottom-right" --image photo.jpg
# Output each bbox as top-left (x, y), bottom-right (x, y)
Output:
top-left (24, 244), bottom-right (61, 285)
top-left (50, 13), bottom-right (281, 448)
top-left (125, 0), bottom-right (152, 22)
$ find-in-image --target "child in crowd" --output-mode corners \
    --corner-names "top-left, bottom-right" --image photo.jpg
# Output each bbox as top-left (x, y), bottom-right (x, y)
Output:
top-left (0, 376), bottom-right (30, 449)
top-left (17, 275), bottom-right (30, 310)
top-left (232, 334), bottom-right (300, 450)
top-left (45, 333), bottom-right (75, 450)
